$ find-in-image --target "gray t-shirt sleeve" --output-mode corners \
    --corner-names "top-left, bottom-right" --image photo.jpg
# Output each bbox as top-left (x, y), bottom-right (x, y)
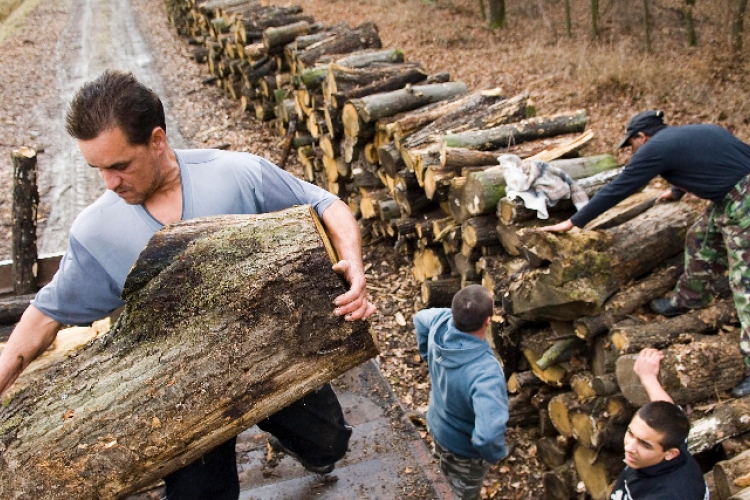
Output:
top-left (31, 234), bottom-right (124, 325)
top-left (256, 156), bottom-right (338, 217)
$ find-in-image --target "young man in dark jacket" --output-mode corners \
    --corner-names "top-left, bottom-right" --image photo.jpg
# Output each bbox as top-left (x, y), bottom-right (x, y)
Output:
top-left (609, 348), bottom-right (709, 500)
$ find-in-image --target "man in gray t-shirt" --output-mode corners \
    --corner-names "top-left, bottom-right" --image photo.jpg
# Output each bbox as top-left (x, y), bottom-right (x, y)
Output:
top-left (0, 70), bottom-right (376, 499)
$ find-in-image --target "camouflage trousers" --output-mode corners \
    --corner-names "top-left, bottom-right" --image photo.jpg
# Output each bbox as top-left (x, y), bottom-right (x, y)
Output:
top-left (675, 174), bottom-right (750, 374)
top-left (431, 437), bottom-right (491, 500)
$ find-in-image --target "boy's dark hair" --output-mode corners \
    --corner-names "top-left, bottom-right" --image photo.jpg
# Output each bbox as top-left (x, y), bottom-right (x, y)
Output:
top-left (65, 70), bottom-right (166, 145)
top-left (451, 285), bottom-right (493, 333)
top-left (637, 401), bottom-right (690, 451)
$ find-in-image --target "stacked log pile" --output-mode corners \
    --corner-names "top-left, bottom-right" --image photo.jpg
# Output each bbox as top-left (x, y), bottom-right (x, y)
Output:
top-left (163, 1), bottom-right (750, 498)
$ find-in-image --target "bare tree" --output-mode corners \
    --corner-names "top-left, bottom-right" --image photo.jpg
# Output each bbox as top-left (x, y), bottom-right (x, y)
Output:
top-left (487, 0), bottom-right (506, 29)
top-left (643, 0), bottom-right (652, 52)
top-left (564, 0), bottom-right (573, 37)
top-left (732, 0), bottom-right (749, 56)
top-left (684, 0), bottom-right (697, 46)
top-left (591, 0), bottom-right (599, 38)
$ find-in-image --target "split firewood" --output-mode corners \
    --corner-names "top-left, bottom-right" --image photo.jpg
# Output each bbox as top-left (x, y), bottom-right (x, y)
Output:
top-left (543, 460), bottom-right (580, 499)
top-left (573, 254), bottom-right (683, 340)
top-left (569, 394), bottom-right (635, 451)
top-left (0, 205), bottom-right (377, 499)
top-left (714, 449), bottom-right (750, 500)
top-left (610, 299), bottom-right (737, 355)
top-left (420, 276), bottom-right (462, 308)
top-left (537, 435), bottom-right (575, 469)
top-left (615, 336), bottom-right (745, 406)
top-left (573, 445), bottom-right (624, 500)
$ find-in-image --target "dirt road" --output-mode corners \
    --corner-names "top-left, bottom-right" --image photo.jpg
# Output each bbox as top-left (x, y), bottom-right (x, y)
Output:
top-left (0, 0), bottom-right (187, 256)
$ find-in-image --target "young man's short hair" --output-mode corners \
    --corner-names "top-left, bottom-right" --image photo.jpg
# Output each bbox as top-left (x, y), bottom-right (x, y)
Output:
top-left (637, 401), bottom-right (690, 451)
top-left (451, 285), bottom-right (493, 333)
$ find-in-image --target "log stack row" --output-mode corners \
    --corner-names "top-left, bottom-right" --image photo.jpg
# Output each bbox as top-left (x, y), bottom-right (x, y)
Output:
top-left (163, 1), bottom-right (750, 499)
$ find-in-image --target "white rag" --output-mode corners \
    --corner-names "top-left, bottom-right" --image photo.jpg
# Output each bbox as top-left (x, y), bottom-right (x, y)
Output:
top-left (498, 154), bottom-right (589, 219)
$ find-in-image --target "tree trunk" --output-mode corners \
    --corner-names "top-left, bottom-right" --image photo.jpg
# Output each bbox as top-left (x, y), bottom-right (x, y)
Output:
top-left (616, 336), bottom-right (745, 406)
top-left (12, 147), bottom-right (39, 295)
top-left (487, 0), bottom-right (506, 29)
top-left (441, 110), bottom-right (587, 150)
top-left (573, 255), bottom-right (683, 339)
top-left (610, 299), bottom-right (737, 354)
top-left (732, 0), bottom-right (749, 56)
top-left (0, 206), bottom-right (377, 499)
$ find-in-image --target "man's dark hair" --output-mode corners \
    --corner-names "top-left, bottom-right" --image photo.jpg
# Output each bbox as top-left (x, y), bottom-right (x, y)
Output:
top-left (65, 70), bottom-right (166, 145)
top-left (451, 285), bottom-right (493, 333)
top-left (637, 401), bottom-right (690, 451)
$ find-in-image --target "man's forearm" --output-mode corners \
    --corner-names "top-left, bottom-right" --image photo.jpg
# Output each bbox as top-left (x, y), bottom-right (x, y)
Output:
top-left (0, 305), bottom-right (61, 396)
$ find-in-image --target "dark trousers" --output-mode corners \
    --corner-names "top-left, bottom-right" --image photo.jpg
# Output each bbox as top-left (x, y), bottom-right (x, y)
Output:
top-left (163, 383), bottom-right (351, 500)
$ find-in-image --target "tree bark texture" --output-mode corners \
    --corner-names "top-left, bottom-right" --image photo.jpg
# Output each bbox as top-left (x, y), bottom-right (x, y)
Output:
top-left (504, 201), bottom-right (700, 321)
top-left (610, 299), bottom-right (737, 354)
top-left (0, 205), bottom-right (377, 499)
top-left (441, 110), bottom-right (587, 150)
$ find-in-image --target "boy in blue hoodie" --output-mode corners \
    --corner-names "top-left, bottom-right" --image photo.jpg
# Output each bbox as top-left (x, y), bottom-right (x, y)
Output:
top-left (414, 285), bottom-right (509, 500)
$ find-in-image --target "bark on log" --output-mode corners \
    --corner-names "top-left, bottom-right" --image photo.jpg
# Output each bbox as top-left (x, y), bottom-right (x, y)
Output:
top-left (295, 22), bottom-right (383, 70)
top-left (688, 395), bottom-right (750, 455)
top-left (573, 255), bottom-right (683, 339)
top-left (343, 81), bottom-right (469, 138)
top-left (543, 460), bottom-right (580, 499)
top-left (0, 293), bottom-right (35, 330)
top-left (12, 147), bottom-right (39, 295)
top-left (505, 201), bottom-right (700, 321)
top-left (616, 336), bottom-right (745, 406)
top-left (397, 91), bottom-right (527, 150)
top-left (262, 20), bottom-right (318, 50)
top-left (715, 449), bottom-right (750, 500)
top-left (610, 299), bottom-right (737, 354)
top-left (441, 110), bottom-right (587, 150)
top-left (0, 205), bottom-right (377, 499)
top-left (325, 63), bottom-right (427, 108)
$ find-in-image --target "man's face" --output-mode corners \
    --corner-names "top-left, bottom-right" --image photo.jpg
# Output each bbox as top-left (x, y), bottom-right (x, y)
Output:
top-left (623, 414), bottom-right (675, 469)
top-left (627, 132), bottom-right (648, 153)
top-left (78, 126), bottom-right (163, 205)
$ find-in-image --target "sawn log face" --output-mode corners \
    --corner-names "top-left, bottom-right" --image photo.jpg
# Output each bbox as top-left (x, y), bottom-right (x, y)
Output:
top-left (0, 205), bottom-right (378, 499)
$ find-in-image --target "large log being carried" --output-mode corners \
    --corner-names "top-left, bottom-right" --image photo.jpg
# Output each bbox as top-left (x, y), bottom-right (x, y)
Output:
top-left (0, 205), bottom-right (377, 499)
